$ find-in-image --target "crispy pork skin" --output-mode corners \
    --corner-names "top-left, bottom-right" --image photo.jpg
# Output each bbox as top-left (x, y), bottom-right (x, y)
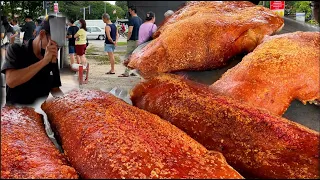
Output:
top-left (1, 106), bottom-right (78, 179)
top-left (131, 74), bottom-right (319, 179)
top-left (128, 1), bottom-right (284, 78)
top-left (210, 31), bottom-right (320, 115)
top-left (42, 90), bottom-right (243, 179)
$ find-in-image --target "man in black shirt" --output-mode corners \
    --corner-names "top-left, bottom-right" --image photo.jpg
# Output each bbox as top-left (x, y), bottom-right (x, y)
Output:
top-left (119, 6), bottom-right (142, 77)
top-left (67, 19), bottom-right (79, 65)
top-left (1, 15), bottom-right (64, 106)
top-left (21, 15), bottom-right (36, 45)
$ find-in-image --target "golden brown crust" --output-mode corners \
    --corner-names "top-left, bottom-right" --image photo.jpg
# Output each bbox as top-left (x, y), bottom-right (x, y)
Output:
top-left (210, 31), bottom-right (320, 115)
top-left (130, 74), bottom-right (320, 179)
top-left (41, 90), bottom-right (243, 179)
top-left (1, 106), bottom-right (78, 179)
top-left (128, 1), bottom-right (284, 78)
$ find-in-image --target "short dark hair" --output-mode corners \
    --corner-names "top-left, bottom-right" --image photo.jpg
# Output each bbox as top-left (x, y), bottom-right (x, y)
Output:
top-left (69, 19), bottom-right (75, 24)
top-left (25, 15), bottom-right (33, 19)
top-left (129, 6), bottom-right (137, 13)
top-left (1, 16), bottom-right (9, 25)
top-left (12, 18), bottom-right (18, 24)
top-left (36, 19), bottom-right (42, 24)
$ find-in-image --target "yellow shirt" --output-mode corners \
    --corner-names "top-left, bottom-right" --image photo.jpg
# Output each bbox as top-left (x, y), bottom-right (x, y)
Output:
top-left (75, 28), bottom-right (87, 45)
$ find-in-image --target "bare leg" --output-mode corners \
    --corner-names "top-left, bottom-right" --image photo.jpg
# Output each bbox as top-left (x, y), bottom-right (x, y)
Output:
top-left (69, 53), bottom-right (75, 65)
top-left (107, 52), bottom-right (115, 73)
top-left (76, 55), bottom-right (81, 64)
top-left (80, 55), bottom-right (87, 66)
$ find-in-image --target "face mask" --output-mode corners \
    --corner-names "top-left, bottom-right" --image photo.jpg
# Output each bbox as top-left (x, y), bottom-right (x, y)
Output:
top-left (77, 23), bottom-right (81, 28)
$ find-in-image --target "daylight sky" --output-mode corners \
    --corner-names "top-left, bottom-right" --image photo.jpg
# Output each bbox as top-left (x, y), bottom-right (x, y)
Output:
top-left (107, 1), bottom-right (116, 5)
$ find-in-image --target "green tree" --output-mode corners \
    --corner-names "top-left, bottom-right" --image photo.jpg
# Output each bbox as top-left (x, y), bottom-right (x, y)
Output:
top-left (56, 1), bottom-right (125, 21)
top-left (0, 1), bottom-right (44, 23)
top-left (294, 1), bottom-right (312, 19)
top-left (115, 1), bottom-right (128, 16)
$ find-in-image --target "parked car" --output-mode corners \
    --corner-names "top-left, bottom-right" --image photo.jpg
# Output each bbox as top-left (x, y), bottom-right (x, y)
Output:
top-left (87, 26), bottom-right (105, 40)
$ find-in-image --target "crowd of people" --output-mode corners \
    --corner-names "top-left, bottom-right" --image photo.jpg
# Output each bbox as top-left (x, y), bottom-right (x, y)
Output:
top-left (117, 7), bottom-right (174, 77)
top-left (66, 6), bottom-right (174, 77)
top-left (0, 7), bottom-right (175, 106)
top-left (1, 15), bottom-right (43, 62)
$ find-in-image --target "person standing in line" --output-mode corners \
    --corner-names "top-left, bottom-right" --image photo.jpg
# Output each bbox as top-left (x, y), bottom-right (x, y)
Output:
top-left (21, 15), bottom-right (36, 45)
top-left (10, 19), bottom-right (22, 45)
top-left (33, 19), bottom-right (43, 37)
top-left (138, 11), bottom-right (157, 45)
top-left (74, 19), bottom-right (88, 68)
top-left (164, 10), bottom-right (174, 20)
top-left (66, 19), bottom-right (79, 66)
top-left (118, 6), bottom-right (142, 77)
top-left (1, 16), bottom-right (15, 62)
top-left (121, 23), bottom-right (126, 32)
top-left (102, 13), bottom-right (119, 75)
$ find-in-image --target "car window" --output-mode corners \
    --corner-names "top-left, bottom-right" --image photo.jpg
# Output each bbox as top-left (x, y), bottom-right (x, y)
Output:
top-left (87, 27), bottom-right (91, 32)
top-left (92, 27), bottom-right (100, 32)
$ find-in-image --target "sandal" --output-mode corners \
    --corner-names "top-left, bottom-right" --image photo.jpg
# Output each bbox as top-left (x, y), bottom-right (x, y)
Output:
top-left (130, 73), bottom-right (137, 76)
top-left (106, 71), bottom-right (115, 74)
top-left (118, 73), bottom-right (129, 77)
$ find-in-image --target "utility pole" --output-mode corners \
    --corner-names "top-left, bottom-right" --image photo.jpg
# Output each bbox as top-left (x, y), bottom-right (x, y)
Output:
top-left (43, 1), bottom-right (48, 15)
top-left (83, 7), bottom-right (85, 20)
top-left (81, 5), bottom-right (91, 20)
top-left (55, 1), bottom-right (58, 16)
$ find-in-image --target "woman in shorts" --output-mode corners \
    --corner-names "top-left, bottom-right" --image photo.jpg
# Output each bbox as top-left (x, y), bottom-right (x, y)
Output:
top-left (74, 19), bottom-right (87, 67)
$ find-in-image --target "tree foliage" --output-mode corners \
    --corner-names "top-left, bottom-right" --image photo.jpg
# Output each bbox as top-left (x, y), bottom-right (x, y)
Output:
top-left (1, 1), bottom-right (45, 23)
top-left (294, 1), bottom-right (312, 19)
top-left (0, 1), bottom-right (126, 24)
top-left (115, 1), bottom-right (128, 17)
top-left (261, 1), bottom-right (313, 20)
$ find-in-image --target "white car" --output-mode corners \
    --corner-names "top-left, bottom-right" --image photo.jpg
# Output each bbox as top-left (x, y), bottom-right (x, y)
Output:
top-left (87, 26), bottom-right (105, 40)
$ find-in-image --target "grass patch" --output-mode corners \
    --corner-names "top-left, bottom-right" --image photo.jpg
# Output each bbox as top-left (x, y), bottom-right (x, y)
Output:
top-left (86, 46), bottom-right (98, 55)
top-left (117, 41), bottom-right (127, 46)
top-left (114, 51), bottom-right (127, 55)
top-left (86, 55), bottom-right (121, 65)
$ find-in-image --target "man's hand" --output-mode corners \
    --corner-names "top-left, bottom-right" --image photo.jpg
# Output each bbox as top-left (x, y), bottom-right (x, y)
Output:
top-left (51, 87), bottom-right (64, 97)
top-left (42, 40), bottom-right (58, 65)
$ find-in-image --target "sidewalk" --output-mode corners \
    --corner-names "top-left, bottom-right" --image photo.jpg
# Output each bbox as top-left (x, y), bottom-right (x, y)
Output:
top-left (280, 16), bottom-right (319, 34)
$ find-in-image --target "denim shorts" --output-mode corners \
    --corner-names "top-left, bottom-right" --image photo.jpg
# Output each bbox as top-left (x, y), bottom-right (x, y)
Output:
top-left (104, 43), bottom-right (115, 52)
top-left (69, 46), bottom-right (76, 54)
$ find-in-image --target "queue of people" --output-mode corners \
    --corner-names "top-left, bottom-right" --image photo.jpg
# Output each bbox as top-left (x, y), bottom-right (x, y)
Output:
top-left (112, 6), bottom-right (174, 77)
top-left (67, 18), bottom-right (88, 73)
top-left (0, 7), bottom-right (174, 106)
